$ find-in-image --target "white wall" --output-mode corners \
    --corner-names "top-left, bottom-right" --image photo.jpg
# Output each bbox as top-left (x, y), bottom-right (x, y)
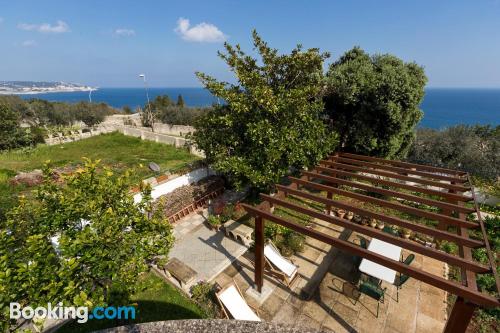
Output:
top-left (133, 167), bottom-right (216, 204)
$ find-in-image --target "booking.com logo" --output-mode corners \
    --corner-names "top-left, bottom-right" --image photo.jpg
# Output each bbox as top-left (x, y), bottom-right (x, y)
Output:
top-left (10, 302), bottom-right (136, 323)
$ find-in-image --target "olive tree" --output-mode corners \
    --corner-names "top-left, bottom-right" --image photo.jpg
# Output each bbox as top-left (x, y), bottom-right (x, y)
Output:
top-left (324, 47), bottom-right (427, 158)
top-left (191, 30), bottom-right (337, 190)
top-left (0, 160), bottom-right (173, 330)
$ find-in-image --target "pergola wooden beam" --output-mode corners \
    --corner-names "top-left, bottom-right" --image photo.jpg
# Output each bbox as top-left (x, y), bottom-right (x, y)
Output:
top-left (288, 176), bottom-right (479, 229)
top-left (243, 203), bottom-right (500, 308)
top-left (243, 152), bottom-right (498, 332)
top-left (320, 160), bottom-right (470, 192)
top-left (330, 155), bottom-right (469, 184)
top-left (338, 152), bottom-right (468, 177)
top-left (275, 184), bottom-right (483, 248)
top-left (470, 175), bottom-right (500, 291)
top-left (314, 165), bottom-right (473, 203)
top-left (261, 193), bottom-right (490, 274)
top-left (306, 169), bottom-right (475, 214)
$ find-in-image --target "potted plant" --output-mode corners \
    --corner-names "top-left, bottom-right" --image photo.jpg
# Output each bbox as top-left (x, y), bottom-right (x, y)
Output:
top-left (376, 220), bottom-right (385, 229)
top-left (369, 218), bottom-right (377, 228)
top-left (337, 209), bottom-right (346, 219)
top-left (401, 228), bottom-right (412, 239)
top-left (353, 215), bottom-right (362, 224)
top-left (361, 217), bottom-right (369, 226)
top-left (346, 211), bottom-right (354, 221)
top-left (207, 215), bottom-right (222, 231)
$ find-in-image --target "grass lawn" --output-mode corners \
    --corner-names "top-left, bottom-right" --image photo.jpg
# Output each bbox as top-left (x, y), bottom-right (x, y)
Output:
top-left (57, 272), bottom-right (206, 333)
top-left (0, 132), bottom-right (199, 219)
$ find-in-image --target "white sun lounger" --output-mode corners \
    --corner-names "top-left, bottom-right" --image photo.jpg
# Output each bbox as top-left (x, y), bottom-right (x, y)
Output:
top-left (216, 283), bottom-right (260, 321)
top-left (264, 242), bottom-right (299, 287)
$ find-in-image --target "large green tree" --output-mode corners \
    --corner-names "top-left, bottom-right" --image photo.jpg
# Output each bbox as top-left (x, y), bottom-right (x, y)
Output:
top-left (191, 30), bottom-right (337, 190)
top-left (324, 47), bottom-right (427, 158)
top-left (0, 160), bottom-right (173, 330)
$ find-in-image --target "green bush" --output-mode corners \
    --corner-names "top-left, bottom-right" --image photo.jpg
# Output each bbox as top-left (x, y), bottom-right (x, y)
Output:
top-left (145, 94), bottom-right (208, 126)
top-left (190, 281), bottom-right (220, 318)
top-left (407, 125), bottom-right (499, 180)
top-left (0, 95), bottom-right (118, 128)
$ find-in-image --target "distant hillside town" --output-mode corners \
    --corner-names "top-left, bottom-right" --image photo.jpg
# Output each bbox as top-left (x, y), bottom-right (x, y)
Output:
top-left (0, 81), bottom-right (95, 94)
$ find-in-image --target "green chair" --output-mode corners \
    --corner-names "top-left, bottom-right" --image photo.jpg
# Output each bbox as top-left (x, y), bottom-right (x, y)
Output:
top-left (402, 253), bottom-right (415, 266)
top-left (393, 253), bottom-right (414, 302)
top-left (394, 274), bottom-right (410, 302)
top-left (382, 226), bottom-right (399, 237)
top-left (353, 236), bottom-right (369, 267)
top-left (358, 281), bottom-right (386, 317)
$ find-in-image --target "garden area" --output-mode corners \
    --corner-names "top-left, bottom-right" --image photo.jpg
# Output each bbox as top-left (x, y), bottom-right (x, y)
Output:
top-left (0, 131), bottom-right (199, 219)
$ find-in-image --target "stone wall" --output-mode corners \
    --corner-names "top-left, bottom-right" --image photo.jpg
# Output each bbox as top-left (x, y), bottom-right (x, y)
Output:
top-left (42, 114), bottom-right (203, 157)
top-left (103, 114), bottom-right (195, 137)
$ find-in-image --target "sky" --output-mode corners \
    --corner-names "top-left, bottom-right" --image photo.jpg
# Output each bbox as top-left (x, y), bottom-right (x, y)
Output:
top-left (1, 0), bottom-right (500, 88)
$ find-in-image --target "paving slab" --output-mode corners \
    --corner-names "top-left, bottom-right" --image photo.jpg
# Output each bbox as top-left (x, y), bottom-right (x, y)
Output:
top-left (169, 220), bottom-right (248, 282)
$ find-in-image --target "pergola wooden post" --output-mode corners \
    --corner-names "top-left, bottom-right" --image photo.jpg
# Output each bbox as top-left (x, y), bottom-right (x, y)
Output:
top-left (243, 152), bottom-right (499, 332)
top-left (254, 216), bottom-right (265, 293)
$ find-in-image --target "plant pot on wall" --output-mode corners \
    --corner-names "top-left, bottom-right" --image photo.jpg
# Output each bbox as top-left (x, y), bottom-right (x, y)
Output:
top-left (346, 211), bottom-right (354, 221)
top-left (369, 218), bottom-right (377, 228)
top-left (401, 228), bottom-right (411, 239)
top-left (376, 220), bottom-right (385, 229)
top-left (337, 209), bottom-right (346, 219)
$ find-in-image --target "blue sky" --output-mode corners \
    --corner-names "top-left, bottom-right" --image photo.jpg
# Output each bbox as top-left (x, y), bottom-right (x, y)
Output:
top-left (1, 0), bottom-right (499, 88)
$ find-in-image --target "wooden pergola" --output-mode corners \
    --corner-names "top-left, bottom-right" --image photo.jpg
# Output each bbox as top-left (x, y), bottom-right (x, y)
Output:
top-left (242, 152), bottom-right (499, 333)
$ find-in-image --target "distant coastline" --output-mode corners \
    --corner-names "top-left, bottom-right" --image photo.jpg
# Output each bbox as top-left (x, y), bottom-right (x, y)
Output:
top-left (0, 81), bottom-right (95, 95)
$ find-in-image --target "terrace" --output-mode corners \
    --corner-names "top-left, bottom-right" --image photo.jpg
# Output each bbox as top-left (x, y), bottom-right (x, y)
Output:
top-left (210, 152), bottom-right (499, 332)
top-left (109, 150), bottom-right (499, 333)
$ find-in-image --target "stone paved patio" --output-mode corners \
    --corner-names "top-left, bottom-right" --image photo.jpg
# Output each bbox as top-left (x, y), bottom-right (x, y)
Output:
top-left (213, 217), bottom-right (448, 333)
top-left (169, 209), bottom-right (249, 284)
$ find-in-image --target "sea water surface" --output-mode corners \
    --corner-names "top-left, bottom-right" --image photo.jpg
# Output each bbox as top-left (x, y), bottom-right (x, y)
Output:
top-left (18, 87), bottom-right (500, 129)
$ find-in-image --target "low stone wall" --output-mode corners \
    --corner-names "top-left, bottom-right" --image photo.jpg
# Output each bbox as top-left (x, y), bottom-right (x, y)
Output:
top-left (96, 319), bottom-right (316, 333)
top-left (103, 114), bottom-right (195, 137)
top-left (44, 125), bottom-right (116, 145)
top-left (132, 167), bottom-right (216, 203)
top-left (43, 114), bottom-right (203, 156)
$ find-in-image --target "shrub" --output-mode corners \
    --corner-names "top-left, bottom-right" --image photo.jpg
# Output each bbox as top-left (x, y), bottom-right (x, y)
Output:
top-left (407, 125), bottom-right (500, 180)
top-left (207, 215), bottom-right (222, 227)
top-left (190, 281), bottom-right (220, 318)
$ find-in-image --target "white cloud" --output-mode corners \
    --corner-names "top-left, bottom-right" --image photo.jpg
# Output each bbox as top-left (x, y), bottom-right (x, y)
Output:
top-left (18, 20), bottom-right (70, 33)
top-left (21, 40), bottom-right (37, 47)
top-left (114, 28), bottom-right (136, 37)
top-left (175, 17), bottom-right (226, 43)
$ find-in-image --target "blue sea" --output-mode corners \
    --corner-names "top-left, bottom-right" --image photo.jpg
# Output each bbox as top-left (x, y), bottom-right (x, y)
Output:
top-left (18, 87), bottom-right (500, 129)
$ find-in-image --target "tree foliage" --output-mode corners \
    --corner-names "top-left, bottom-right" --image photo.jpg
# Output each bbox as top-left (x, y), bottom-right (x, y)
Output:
top-left (0, 104), bottom-right (44, 151)
top-left (145, 94), bottom-right (207, 126)
top-left (0, 160), bottom-right (173, 330)
top-left (0, 95), bottom-right (117, 128)
top-left (191, 30), bottom-right (337, 190)
top-left (407, 125), bottom-right (500, 180)
top-left (176, 94), bottom-right (185, 107)
top-left (324, 47), bottom-right (427, 158)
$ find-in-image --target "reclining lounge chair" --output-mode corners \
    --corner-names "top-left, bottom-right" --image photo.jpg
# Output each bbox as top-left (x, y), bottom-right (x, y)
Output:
top-left (216, 282), bottom-right (260, 321)
top-left (264, 242), bottom-right (299, 288)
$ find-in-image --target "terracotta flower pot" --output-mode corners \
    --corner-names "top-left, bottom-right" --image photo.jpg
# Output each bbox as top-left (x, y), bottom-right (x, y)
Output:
top-left (402, 230), bottom-right (411, 239)
top-left (337, 209), bottom-right (346, 219)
